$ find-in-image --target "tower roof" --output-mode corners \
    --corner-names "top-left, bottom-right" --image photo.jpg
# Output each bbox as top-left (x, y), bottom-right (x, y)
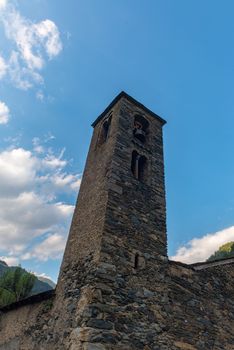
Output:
top-left (92, 91), bottom-right (167, 127)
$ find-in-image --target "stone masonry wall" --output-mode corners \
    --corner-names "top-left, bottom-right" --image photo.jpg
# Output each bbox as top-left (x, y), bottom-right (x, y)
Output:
top-left (52, 100), bottom-right (123, 344)
top-left (167, 260), bottom-right (234, 350)
top-left (0, 294), bottom-right (55, 349)
top-left (1, 260), bottom-right (234, 349)
top-left (84, 96), bottom-right (169, 348)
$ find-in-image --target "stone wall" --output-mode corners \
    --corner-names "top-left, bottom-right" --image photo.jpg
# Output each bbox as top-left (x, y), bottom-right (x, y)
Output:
top-left (167, 260), bottom-right (234, 350)
top-left (1, 259), bottom-right (234, 349)
top-left (0, 292), bottom-right (55, 349)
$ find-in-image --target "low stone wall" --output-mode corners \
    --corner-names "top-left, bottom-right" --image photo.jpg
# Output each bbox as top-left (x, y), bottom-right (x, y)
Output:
top-left (0, 293), bottom-right (55, 349)
top-left (167, 260), bottom-right (234, 350)
top-left (191, 256), bottom-right (234, 270)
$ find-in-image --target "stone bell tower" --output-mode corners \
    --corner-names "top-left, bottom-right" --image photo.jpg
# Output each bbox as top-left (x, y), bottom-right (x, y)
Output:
top-left (56, 91), bottom-right (168, 349)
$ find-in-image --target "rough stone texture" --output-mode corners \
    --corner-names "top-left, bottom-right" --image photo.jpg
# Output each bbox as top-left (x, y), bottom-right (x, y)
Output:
top-left (0, 92), bottom-right (233, 349)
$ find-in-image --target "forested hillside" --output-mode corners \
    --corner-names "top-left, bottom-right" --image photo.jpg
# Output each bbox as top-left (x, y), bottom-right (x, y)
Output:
top-left (0, 261), bottom-right (55, 308)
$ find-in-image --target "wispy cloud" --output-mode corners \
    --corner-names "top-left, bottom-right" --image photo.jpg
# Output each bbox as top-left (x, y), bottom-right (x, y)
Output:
top-left (0, 255), bottom-right (19, 266)
top-left (0, 0), bottom-right (63, 124)
top-left (0, 55), bottom-right (7, 78)
top-left (36, 90), bottom-right (44, 101)
top-left (0, 137), bottom-right (81, 265)
top-left (0, 3), bottom-right (70, 267)
top-left (171, 226), bottom-right (234, 264)
top-left (23, 233), bottom-right (67, 262)
top-left (0, 101), bottom-right (10, 124)
top-left (0, 0), bottom-right (62, 90)
top-left (0, 0), bottom-right (7, 10)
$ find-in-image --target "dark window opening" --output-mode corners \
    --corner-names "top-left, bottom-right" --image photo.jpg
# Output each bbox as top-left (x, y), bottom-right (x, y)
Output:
top-left (134, 253), bottom-right (139, 269)
top-left (133, 115), bottom-right (149, 143)
top-left (131, 150), bottom-right (139, 178)
top-left (98, 115), bottom-right (112, 146)
top-left (138, 155), bottom-right (147, 182)
top-left (131, 151), bottom-right (147, 182)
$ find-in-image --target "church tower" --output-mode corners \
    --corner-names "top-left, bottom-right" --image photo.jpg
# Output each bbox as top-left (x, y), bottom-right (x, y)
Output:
top-left (56, 92), bottom-right (168, 349)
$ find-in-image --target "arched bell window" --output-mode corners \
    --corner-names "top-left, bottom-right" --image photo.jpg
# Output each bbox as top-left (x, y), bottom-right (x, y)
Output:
top-left (131, 150), bottom-right (147, 183)
top-left (133, 115), bottom-right (149, 143)
top-left (98, 115), bottom-right (112, 146)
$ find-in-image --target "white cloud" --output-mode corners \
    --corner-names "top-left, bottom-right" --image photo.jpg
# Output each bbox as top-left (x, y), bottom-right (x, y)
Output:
top-left (0, 0), bottom-right (7, 10)
top-left (42, 152), bottom-right (67, 169)
top-left (52, 173), bottom-right (81, 190)
top-left (171, 226), bottom-right (234, 264)
top-left (0, 148), bottom-right (36, 196)
top-left (36, 90), bottom-right (44, 101)
top-left (0, 1), bottom-right (62, 90)
top-left (24, 233), bottom-right (66, 262)
top-left (8, 50), bottom-right (43, 90)
top-left (0, 140), bottom-right (81, 264)
top-left (0, 256), bottom-right (19, 266)
top-left (0, 55), bottom-right (7, 78)
top-left (0, 101), bottom-right (10, 124)
top-left (34, 272), bottom-right (53, 280)
top-left (34, 19), bottom-right (62, 59)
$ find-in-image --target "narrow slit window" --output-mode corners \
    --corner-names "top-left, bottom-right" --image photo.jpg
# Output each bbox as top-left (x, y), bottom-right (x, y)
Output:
top-left (102, 119), bottom-right (110, 141)
top-left (131, 150), bottom-right (140, 179)
top-left (131, 151), bottom-right (147, 183)
top-left (138, 155), bottom-right (147, 182)
top-left (98, 115), bottom-right (112, 146)
top-left (134, 253), bottom-right (139, 269)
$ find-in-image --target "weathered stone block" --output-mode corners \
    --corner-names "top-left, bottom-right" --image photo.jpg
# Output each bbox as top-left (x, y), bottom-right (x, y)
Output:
top-left (84, 342), bottom-right (107, 350)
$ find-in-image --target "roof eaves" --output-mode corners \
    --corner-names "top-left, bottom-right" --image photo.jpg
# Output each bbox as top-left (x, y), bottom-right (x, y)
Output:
top-left (91, 91), bottom-right (167, 127)
top-left (0, 290), bottom-right (55, 313)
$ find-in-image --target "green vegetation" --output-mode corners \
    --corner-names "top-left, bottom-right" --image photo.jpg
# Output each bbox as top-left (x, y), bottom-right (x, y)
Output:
top-left (207, 241), bottom-right (234, 262)
top-left (0, 267), bottom-right (36, 308)
top-left (43, 298), bottom-right (54, 312)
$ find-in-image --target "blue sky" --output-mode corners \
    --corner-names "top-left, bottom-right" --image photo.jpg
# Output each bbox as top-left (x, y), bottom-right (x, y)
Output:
top-left (0, 0), bottom-right (234, 281)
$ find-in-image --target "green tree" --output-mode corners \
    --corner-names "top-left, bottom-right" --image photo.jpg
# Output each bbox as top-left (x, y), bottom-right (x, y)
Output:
top-left (0, 267), bottom-right (36, 307)
top-left (0, 288), bottom-right (15, 307)
top-left (207, 241), bottom-right (234, 262)
top-left (15, 269), bottom-right (35, 301)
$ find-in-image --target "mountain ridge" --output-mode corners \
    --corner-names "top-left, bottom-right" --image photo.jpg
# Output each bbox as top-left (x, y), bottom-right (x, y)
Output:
top-left (0, 260), bottom-right (55, 296)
